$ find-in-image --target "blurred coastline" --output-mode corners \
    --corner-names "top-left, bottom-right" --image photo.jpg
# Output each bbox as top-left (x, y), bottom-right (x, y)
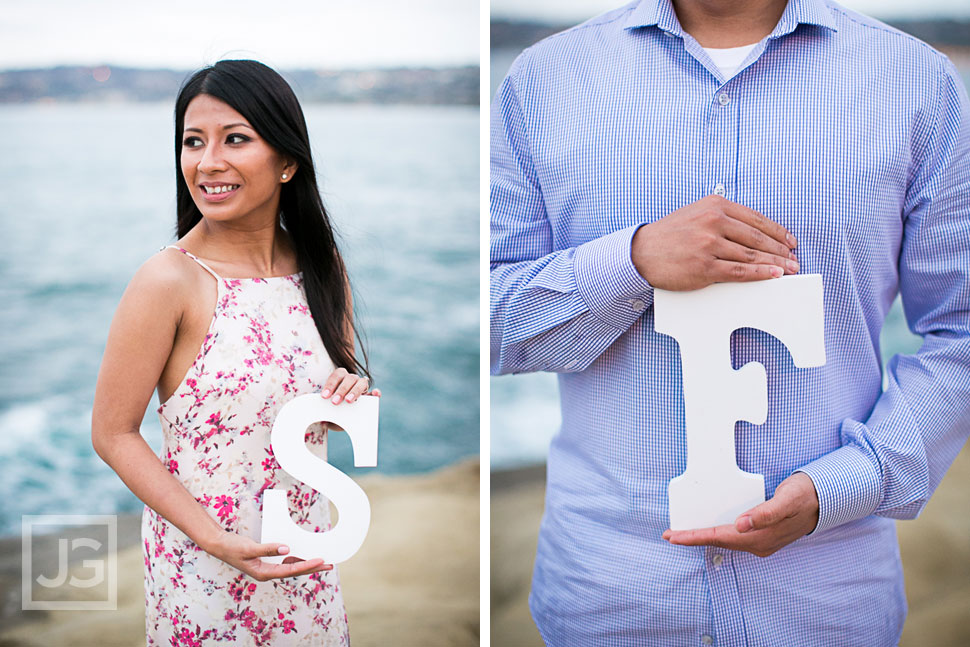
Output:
top-left (0, 65), bottom-right (479, 105)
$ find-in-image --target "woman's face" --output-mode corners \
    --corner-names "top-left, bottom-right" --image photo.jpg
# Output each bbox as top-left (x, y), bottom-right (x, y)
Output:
top-left (180, 94), bottom-right (296, 227)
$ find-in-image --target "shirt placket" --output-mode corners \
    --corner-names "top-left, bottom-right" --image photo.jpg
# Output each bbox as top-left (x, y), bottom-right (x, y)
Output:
top-left (704, 546), bottom-right (746, 647)
top-left (705, 77), bottom-right (740, 201)
top-left (701, 75), bottom-right (747, 647)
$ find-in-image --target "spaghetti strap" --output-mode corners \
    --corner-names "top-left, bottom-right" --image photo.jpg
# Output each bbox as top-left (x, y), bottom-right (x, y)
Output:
top-left (160, 244), bottom-right (223, 282)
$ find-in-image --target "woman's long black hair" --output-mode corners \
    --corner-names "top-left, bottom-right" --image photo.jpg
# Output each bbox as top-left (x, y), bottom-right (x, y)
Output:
top-left (174, 59), bottom-right (368, 379)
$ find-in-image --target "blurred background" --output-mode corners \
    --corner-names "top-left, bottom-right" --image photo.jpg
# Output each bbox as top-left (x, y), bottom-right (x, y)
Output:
top-left (489, 2), bottom-right (970, 646)
top-left (0, 2), bottom-right (479, 645)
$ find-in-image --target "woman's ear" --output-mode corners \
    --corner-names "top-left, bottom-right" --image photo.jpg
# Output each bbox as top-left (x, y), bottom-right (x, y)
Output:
top-left (281, 158), bottom-right (299, 182)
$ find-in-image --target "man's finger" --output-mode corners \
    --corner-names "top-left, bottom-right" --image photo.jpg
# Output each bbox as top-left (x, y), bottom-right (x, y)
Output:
top-left (719, 216), bottom-right (795, 261)
top-left (663, 524), bottom-right (738, 548)
top-left (722, 200), bottom-right (796, 249)
top-left (736, 493), bottom-right (792, 533)
top-left (710, 259), bottom-right (782, 283)
top-left (715, 239), bottom-right (797, 275)
top-left (664, 524), bottom-right (788, 556)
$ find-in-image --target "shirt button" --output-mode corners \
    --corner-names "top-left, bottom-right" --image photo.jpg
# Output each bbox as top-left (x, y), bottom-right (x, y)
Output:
top-left (701, 635), bottom-right (714, 646)
top-left (564, 360), bottom-right (579, 371)
top-left (629, 298), bottom-right (645, 311)
top-left (711, 553), bottom-right (724, 567)
top-left (713, 183), bottom-right (726, 196)
top-left (717, 92), bottom-right (731, 106)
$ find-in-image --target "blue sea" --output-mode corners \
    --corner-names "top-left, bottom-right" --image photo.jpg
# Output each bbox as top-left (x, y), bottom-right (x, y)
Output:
top-left (0, 102), bottom-right (479, 537)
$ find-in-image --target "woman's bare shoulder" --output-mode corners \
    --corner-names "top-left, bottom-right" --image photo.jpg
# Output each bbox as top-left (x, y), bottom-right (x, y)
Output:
top-left (122, 247), bottom-right (202, 310)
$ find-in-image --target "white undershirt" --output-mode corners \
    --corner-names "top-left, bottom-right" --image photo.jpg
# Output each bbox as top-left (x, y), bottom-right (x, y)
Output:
top-left (702, 43), bottom-right (758, 79)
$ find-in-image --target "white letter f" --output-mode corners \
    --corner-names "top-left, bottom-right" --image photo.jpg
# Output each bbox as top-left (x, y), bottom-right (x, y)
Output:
top-left (655, 274), bottom-right (825, 531)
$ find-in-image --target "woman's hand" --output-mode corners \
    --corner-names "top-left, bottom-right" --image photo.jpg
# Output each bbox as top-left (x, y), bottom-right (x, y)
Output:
top-left (205, 530), bottom-right (333, 581)
top-left (321, 367), bottom-right (381, 404)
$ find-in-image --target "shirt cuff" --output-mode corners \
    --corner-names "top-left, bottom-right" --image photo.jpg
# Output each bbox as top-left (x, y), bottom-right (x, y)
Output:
top-left (572, 223), bottom-right (654, 329)
top-left (794, 442), bottom-right (882, 536)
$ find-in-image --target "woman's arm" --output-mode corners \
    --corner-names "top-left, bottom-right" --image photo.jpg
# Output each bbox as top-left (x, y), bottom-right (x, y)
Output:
top-left (92, 254), bottom-right (327, 579)
top-left (91, 255), bottom-right (227, 550)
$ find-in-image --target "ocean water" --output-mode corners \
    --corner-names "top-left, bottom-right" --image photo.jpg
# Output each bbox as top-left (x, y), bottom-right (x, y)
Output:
top-left (0, 102), bottom-right (478, 536)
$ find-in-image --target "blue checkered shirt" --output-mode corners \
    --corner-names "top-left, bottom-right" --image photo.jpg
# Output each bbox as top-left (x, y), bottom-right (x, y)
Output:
top-left (489, 0), bottom-right (970, 645)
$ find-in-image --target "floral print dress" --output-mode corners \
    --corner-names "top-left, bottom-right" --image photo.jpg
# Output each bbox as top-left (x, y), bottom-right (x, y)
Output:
top-left (142, 245), bottom-right (350, 646)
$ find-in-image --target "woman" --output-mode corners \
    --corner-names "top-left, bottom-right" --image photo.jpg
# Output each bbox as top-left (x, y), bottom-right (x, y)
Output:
top-left (92, 59), bottom-right (377, 646)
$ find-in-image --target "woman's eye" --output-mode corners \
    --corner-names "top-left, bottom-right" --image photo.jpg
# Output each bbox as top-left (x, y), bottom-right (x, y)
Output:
top-left (227, 134), bottom-right (250, 144)
top-left (183, 136), bottom-right (202, 148)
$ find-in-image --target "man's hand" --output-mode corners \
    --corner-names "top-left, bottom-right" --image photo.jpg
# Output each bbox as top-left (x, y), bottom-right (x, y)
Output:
top-left (661, 472), bottom-right (820, 557)
top-left (632, 195), bottom-right (799, 291)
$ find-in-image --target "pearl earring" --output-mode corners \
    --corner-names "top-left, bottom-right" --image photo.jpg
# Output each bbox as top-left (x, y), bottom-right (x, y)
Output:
top-left (281, 173), bottom-right (288, 180)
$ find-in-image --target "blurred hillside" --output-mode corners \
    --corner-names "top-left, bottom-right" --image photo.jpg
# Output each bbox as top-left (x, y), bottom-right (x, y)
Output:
top-left (0, 65), bottom-right (479, 105)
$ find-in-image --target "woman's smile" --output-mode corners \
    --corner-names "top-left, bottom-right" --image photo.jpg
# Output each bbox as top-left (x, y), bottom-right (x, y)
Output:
top-left (199, 182), bottom-right (241, 202)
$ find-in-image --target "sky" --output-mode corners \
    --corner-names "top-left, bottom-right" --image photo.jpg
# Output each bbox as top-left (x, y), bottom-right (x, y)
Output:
top-left (0, 0), bottom-right (480, 70)
top-left (0, 1), bottom-right (964, 71)
top-left (492, 0), bottom-right (970, 21)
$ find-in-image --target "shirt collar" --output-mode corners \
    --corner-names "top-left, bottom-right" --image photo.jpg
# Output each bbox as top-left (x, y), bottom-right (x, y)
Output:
top-left (771, 0), bottom-right (838, 36)
top-left (622, 0), bottom-right (684, 35)
top-left (622, 0), bottom-right (838, 37)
